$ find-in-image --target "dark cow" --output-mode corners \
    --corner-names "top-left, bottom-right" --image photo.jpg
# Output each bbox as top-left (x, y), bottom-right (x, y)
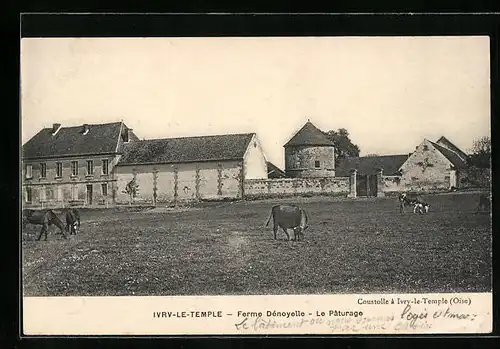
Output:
top-left (22, 209), bottom-right (68, 241)
top-left (65, 208), bottom-right (81, 235)
top-left (475, 193), bottom-right (491, 214)
top-left (399, 193), bottom-right (429, 214)
top-left (265, 205), bottom-right (309, 241)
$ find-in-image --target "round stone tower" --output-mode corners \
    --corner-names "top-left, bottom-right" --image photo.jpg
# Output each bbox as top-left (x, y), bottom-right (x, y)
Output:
top-left (284, 120), bottom-right (336, 178)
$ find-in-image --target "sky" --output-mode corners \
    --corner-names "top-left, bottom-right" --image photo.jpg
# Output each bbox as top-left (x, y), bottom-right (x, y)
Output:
top-left (20, 36), bottom-right (491, 169)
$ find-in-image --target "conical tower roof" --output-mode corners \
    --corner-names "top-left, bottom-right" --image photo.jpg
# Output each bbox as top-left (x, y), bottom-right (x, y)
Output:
top-left (283, 121), bottom-right (334, 147)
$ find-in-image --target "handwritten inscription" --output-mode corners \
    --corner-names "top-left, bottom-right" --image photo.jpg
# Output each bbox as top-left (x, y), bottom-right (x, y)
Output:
top-left (399, 304), bottom-right (478, 329)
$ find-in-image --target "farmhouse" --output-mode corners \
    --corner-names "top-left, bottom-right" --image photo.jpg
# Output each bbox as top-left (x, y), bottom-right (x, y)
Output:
top-left (114, 133), bottom-right (268, 204)
top-left (21, 121), bottom-right (139, 208)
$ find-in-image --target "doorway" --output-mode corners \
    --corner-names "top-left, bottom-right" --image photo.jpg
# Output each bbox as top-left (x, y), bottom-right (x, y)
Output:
top-left (86, 184), bottom-right (93, 205)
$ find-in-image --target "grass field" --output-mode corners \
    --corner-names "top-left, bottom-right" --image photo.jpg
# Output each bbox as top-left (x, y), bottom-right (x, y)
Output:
top-left (22, 192), bottom-right (492, 297)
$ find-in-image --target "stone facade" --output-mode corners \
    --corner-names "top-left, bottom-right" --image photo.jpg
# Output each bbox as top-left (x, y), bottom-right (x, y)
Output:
top-left (22, 154), bottom-right (120, 208)
top-left (114, 133), bottom-right (268, 204)
top-left (283, 121), bottom-right (336, 178)
top-left (398, 139), bottom-right (459, 192)
top-left (285, 146), bottom-right (335, 178)
top-left (115, 160), bottom-right (245, 204)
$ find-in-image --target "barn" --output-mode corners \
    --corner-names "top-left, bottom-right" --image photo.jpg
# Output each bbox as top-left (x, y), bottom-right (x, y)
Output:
top-left (114, 133), bottom-right (268, 204)
top-left (398, 137), bottom-right (469, 191)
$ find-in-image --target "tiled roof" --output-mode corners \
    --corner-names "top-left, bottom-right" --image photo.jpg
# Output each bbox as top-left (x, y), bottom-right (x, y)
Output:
top-left (284, 121), bottom-right (334, 147)
top-left (22, 122), bottom-right (127, 159)
top-left (430, 141), bottom-right (468, 169)
top-left (436, 136), bottom-right (469, 162)
top-left (267, 161), bottom-right (287, 178)
top-left (335, 155), bottom-right (409, 177)
top-left (118, 133), bottom-right (255, 165)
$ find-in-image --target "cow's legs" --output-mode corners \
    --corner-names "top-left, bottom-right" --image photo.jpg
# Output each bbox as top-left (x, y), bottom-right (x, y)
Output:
top-left (37, 223), bottom-right (49, 241)
top-left (36, 226), bottom-right (44, 241)
top-left (281, 227), bottom-right (290, 241)
top-left (273, 225), bottom-right (278, 240)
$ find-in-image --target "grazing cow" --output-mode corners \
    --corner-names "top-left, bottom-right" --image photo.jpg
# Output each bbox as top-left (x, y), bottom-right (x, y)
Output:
top-left (475, 193), bottom-right (491, 214)
top-left (413, 200), bottom-right (430, 214)
top-left (65, 208), bottom-right (81, 235)
top-left (399, 193), bottom-right (429, 214)
top-left (265, 205), bottom-right (309, 241)
top-left (22, 209), bottom-right (68, 241)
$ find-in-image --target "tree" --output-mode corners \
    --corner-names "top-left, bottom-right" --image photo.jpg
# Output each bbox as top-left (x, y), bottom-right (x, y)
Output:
top-left (123, 178), bottom-right (140, 204)
top-left (468, 136), bottom-right (491, 169)
top-left (322, 128), bottom-right (361, 165)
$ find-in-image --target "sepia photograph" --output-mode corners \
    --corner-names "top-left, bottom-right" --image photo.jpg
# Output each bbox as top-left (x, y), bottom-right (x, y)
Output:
top-left (20, 34), bottom-right (492, 335)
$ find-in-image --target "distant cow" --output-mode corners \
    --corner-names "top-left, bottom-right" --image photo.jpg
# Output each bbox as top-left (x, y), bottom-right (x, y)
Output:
top-left (413, 200), bottom-right (430, 214)
top-left (475, 194), bottom-right (491, 214)
top-left (399, 193), bottom-right (429, 214)
top-left (265, 205), bottom-right (309, 241)
top-left (65, 208), bottom-right (81, 235)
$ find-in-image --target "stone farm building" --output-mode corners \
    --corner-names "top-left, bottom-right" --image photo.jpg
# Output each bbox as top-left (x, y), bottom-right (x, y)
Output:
top-left (21, 119), bottom-right (483, 208)
top-left (22, 122), bottom-right (139, 208)
top-left (21, 122), bottom-right (268, 208)
top-left (335, 136), bottom-right (471, 195)
top-left (115, 133), bottom-right (267, 205)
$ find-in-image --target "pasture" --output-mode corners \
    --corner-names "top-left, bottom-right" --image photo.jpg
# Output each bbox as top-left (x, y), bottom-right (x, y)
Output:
top-left (22, 192), bottom-right (491, 297)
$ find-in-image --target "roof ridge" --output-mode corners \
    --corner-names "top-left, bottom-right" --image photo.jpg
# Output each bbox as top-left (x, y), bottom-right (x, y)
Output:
top-left (48, 121), bottom-right (123, 130)
top-left (133, 132), bottom-right (255, 142)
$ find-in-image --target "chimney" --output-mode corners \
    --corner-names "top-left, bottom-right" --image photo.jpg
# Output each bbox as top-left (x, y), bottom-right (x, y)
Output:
top-left (122, 127), bottom-right (130, 142)
top-left (82, 124), bottom-right (90, 135)
top-left (51, 123), bottom-right (61, 135)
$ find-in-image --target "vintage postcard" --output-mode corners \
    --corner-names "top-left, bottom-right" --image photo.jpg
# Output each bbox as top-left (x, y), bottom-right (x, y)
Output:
top-left (20, 35), bottom-right (492, 336)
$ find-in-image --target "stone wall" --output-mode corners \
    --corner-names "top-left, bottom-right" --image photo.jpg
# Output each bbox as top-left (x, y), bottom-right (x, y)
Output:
top-left (244, 176), bottom-right (350, 199)
top-left (115, 160), bottom-right (244, 205)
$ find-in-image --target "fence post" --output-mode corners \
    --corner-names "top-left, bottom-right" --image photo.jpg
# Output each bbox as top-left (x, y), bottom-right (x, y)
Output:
top-left (348, 169), bottom-right (357, 198)
top-left (376, 168), bottom-right (385, 197)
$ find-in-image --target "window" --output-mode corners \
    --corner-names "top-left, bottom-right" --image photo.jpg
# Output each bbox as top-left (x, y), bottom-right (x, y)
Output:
top-left (25, 164), bottom-right (32, 179)
top-left (25, 187), bottom-right (32, 203)
top-left (86, 160), bottom-right (94, 176)
top-left (56, 162), bottom-right (63, 178)
top-left (101, 183), bottom-right (108, 196)
top-left (102, 159), bottom-right (109, 175)
top-left (315, 160), bottom-right (321, 168)
top-left (71, 161), bottom-right (79, 176)
top-left (123, 128), bottom-right (129, 143)
top-left (39, 163), bottom-right (47, 178)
